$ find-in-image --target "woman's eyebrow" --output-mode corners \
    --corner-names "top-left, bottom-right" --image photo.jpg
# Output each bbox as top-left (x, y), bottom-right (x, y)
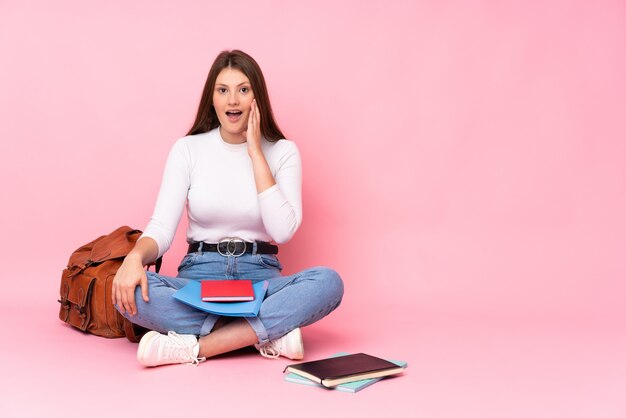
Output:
top-left (215, 81), bottom-right (251, 87)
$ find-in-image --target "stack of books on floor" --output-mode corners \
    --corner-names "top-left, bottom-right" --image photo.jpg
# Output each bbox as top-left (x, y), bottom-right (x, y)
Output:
top-left (283, 352), bottom-right (408, 393)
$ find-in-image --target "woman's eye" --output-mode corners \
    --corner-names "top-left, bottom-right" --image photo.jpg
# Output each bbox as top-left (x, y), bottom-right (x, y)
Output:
top-left (218, 87), bottom-right (227, 94)
top-left (240, 87), bottom-right (250, 94)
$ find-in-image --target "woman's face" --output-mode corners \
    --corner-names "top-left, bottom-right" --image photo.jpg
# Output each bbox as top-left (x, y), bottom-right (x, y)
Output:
top-left (213, 68), bottom-right (254, 143)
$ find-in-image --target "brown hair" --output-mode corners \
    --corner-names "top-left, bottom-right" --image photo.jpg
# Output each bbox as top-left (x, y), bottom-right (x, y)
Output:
top-left (186, 50), bottom-right (285, 142)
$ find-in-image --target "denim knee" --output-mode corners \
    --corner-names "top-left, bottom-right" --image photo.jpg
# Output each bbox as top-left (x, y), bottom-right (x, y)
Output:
top-left (311, 266), bottom-right (344, 301)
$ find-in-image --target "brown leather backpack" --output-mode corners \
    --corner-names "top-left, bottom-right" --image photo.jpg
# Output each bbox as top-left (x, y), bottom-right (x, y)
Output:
top-left (58, 225), bottom-right (160, 342)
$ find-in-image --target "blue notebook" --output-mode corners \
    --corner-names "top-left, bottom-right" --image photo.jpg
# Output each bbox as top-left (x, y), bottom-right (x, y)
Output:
top-left (283, 352), bottom-right (408, 393)
top-left (173, 280), bottom-right (269, 317)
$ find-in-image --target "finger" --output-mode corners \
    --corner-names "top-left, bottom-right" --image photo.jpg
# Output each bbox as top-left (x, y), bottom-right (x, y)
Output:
top-left (141, 275), bottom-right (150, 303)
top-left (120, 291), bottom-right (130, 316)
top-left (121, 286), bottom-right (136, 316)
top-left (252, 101), bottom-right (258, 125)
top-left (254, 100), bottom-right (260, 124)
top-left (127, 288), bottom-right (137, 316)
top-left (114, 287), bottom-right (124, 314)
top-left (112, 279), bottom-right (124, 312)
top-left (247, 103), bottom-right (254, 131)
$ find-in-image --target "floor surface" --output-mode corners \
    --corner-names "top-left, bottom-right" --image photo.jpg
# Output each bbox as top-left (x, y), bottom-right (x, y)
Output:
top-left (1, 298), bottom-right (623, 418)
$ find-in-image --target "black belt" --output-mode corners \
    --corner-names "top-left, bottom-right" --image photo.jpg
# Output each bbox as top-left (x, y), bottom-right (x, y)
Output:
top-left (188, 240), bottom-right (278, 256)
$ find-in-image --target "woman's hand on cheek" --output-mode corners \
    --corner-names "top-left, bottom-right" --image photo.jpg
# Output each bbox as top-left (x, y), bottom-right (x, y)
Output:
top-left (245, 99), bottom-right (263, 157)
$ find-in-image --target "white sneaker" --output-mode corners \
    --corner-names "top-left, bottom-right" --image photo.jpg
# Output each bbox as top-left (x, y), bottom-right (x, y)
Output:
top-left (137, 331), bottom-right (206, 367)
top-left (255, 328), bottom-right (304, 360)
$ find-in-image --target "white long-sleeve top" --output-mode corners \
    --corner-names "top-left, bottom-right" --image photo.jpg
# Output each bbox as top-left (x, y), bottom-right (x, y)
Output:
top-left (140, 128), bottom-right (302, 258)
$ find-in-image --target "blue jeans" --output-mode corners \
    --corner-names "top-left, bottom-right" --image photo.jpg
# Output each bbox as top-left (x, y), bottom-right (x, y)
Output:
top-left (117, 251), bottom-right (344, 345)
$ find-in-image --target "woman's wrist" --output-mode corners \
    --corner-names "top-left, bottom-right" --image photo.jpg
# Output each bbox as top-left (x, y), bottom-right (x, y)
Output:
top-left (247, 146), bottom-right (264, 160)
top-left (125, 251), bottom-right (146, 265)
top-left (126, 236), bottom-right (159, 267)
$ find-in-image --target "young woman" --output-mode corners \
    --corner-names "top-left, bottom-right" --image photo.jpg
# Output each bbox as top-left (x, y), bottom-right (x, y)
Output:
top-left (112, 50), bottom-right (344, 367)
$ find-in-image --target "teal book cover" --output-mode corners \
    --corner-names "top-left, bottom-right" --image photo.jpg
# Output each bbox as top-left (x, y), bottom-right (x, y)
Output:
top-left (283, 352), bottom-right (408, 393)
top-left (173, 279), bottom-right (268, 317)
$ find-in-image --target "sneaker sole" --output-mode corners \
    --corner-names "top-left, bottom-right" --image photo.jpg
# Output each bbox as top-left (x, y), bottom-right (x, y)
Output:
top-left (136, 330), bottom-right (161, 366)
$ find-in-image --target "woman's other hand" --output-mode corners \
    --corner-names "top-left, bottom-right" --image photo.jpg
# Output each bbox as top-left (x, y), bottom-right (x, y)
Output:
top-left (245, 99), bottom-right (263, 158)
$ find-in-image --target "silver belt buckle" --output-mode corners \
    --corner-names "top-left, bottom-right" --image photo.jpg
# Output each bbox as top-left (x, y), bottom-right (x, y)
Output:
top-left (217, 238), bottom-right (246, 257)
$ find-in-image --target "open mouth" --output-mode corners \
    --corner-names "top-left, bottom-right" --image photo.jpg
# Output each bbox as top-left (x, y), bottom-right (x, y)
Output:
top-left (226, 110), bottom-right (243, 122)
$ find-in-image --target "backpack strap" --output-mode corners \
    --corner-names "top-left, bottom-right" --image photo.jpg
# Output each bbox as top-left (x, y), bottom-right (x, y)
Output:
top-left (147, 256), bottom-right (163, 274)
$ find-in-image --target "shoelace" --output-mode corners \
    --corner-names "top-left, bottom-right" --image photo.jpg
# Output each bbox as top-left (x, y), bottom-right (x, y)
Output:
top-left (258, 342), bottom-right (281, 359)
top-left (164, 331), bottom-right (206, 366)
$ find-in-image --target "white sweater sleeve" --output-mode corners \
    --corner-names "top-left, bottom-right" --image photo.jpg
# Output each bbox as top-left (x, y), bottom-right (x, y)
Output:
top-left (140, 138), bottom-right (190, 257)
top-left (258, 142), bottom-right (302, 244)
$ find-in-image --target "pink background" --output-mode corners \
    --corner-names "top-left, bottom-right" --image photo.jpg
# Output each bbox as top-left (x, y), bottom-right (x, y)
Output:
top-left (1, 0), bottom-right (625, 416)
